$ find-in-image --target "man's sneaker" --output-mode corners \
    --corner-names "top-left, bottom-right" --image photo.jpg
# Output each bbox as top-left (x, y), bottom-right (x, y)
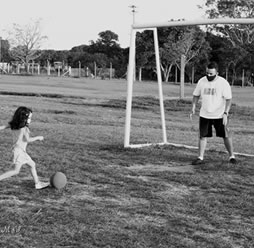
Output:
top-left (229, 157), bottom-right (237, 164)
top-left (35, 181), bottom-right (50, 190)
top-left (192, 158), bottom-right (205, 165)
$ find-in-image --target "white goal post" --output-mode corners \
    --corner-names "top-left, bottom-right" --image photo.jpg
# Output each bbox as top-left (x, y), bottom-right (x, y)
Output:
top-left (124, 18), bottom-right (254, 149)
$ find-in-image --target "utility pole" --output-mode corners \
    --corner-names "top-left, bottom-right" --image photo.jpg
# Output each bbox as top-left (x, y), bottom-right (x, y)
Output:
top-left (129, 5), bottom-right (137, 81)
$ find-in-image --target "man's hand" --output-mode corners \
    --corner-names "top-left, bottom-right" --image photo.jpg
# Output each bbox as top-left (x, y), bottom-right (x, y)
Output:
top-left (190, 107), bottom-right (195, 120)
top-left (223, 113), bottom-right (228, 126)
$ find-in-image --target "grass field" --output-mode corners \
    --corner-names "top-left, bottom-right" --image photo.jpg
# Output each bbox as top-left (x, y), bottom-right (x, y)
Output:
top-left (0, 75), bottom-right (253, 248)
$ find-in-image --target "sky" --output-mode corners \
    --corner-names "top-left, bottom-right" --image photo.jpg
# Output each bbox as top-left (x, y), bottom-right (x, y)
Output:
top-left (0, 0), bottom-right (206, 50)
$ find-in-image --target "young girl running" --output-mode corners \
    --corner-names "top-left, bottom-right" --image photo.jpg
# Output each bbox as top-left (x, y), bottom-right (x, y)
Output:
top-left (0, 106), bottom-right (49, 189)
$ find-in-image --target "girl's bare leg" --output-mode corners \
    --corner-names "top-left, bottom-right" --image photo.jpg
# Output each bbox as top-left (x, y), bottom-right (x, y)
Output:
top-left (0, 163), bottom-right (23, 181)
top-left (27, 160), bottom-right (49, 189)
top-left (26, 160), bottom-right (39, 184)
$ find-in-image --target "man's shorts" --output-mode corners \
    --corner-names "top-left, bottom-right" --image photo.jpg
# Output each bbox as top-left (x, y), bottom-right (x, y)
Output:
top-left (199, 116), bottom-right (229, 138)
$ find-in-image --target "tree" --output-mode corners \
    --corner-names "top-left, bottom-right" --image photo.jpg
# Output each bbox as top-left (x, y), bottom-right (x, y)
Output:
top-left (7, 19), bottom-right (47, 72)
top-left (96, 30), bottom-right (120, 47)
top-left (38, 50), bottom-right (58, 66)
top-left (206, 32), bottom-right (246, 84)
top-left (204, 0), bottom-right (254, 46)
top-left (89, 30), bottom-right (125, 78)
top-left (165, 26), bottom-right (210, 82)
top-left (133, 25), bottom-right (210, 82)
top-left (136, 30), bottom-right (155, 81)
top-left (89, 30), bottom-right (120, 56)
top-left (0, 39), bottom-right (12, 62)
top-left (203, 0), bottom-right (254, 83)
top-left (158, 25), bottom-right (209, 82)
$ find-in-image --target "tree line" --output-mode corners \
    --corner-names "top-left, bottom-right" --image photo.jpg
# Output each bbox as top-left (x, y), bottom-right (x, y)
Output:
top-left (1, 0), bottom-right (254, 84)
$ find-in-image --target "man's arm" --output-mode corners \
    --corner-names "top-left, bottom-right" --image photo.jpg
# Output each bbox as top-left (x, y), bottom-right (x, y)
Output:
top-left (191, 95), bottom-right (200, 115)
top-left (223, 99), bottom-right (232, 126)
top-left (224, 99), bottom-right (232, 114)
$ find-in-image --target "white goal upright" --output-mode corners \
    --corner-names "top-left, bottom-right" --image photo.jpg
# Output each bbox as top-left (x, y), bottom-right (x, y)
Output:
top-left (124, 18), bottom-right (254, 149)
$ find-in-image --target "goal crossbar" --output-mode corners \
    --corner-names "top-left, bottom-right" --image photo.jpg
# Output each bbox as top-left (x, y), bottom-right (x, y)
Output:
top-left (132, 18), bottom-right (254, 29)
top-left (124, 18), bottom-right (254, 153)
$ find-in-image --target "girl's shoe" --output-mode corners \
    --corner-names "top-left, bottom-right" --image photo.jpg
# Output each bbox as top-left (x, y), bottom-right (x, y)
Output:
top-left (35, 181), bottom-right (49, 189)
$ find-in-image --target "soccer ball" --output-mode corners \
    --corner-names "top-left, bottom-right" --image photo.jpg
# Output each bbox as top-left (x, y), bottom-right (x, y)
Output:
top-left (50, 172), bottom-right (67, 189)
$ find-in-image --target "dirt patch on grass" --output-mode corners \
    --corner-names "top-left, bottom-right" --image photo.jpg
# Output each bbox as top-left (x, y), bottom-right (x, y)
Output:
top-left (128, 163), bottom-right (195, 173)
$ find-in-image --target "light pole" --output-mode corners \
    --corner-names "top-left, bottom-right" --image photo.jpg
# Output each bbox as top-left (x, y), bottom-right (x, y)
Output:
top-left (129, 5), bottom-right (137, 24)
top-left (129, 5), bottom-right (137, 81)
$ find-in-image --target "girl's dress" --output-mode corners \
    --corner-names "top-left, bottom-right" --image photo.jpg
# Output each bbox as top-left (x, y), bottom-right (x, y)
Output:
top-left (12, 127), bottom-right (33, 165)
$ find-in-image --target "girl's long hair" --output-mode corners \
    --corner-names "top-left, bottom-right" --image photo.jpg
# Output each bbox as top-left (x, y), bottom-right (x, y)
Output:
top-left (9, 106), bottom-right (32, 130)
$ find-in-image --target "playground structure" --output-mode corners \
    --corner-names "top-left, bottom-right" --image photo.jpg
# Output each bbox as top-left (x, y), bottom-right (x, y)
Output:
top-left (0, 61), bottom-right (115, 79)
top-left (0, 62), bottom-right (8, 74)
top-left (0, 61), bottom-right (70, 76)
top-left (124, 18), bottom-right (254, 149)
